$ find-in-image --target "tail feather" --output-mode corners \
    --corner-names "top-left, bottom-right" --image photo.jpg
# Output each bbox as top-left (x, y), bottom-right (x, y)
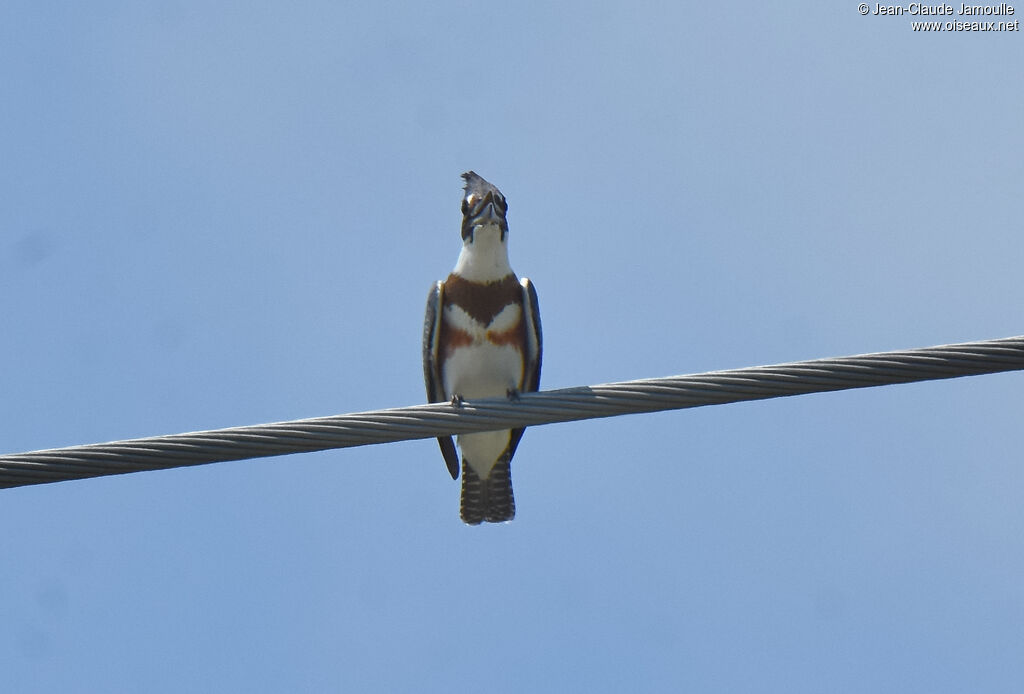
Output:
top-left (460, 457), bottom-right (515, 524)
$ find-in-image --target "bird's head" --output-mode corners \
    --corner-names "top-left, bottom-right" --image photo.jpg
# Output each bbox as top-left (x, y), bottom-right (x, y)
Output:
top-left (460, 171), bottom-right (508, 243)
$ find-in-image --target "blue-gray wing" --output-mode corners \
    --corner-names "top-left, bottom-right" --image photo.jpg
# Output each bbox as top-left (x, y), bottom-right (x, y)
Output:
top-left (520, 277), bottom-right (542, 393)
top-left (423, 280), bottom-right (460, 480)
top-left (506, 277), bottom-right (542, 462)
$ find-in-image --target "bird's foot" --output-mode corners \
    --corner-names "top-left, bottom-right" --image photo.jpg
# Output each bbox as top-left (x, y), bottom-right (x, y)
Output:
top-left (450, 394), bottom-right (465, 408)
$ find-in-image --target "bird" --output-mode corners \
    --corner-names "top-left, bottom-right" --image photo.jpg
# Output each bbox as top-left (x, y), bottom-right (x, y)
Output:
top-left (422, 171), bottom-right (542, 524)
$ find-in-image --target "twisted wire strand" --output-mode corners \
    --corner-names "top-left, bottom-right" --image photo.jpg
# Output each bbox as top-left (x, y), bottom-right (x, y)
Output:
top-left (2, 336), bottom-right (1022, 490)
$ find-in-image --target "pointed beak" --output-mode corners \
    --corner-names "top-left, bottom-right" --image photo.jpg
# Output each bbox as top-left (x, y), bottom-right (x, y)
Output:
top-left (480, 196), bottom-right (502, 225)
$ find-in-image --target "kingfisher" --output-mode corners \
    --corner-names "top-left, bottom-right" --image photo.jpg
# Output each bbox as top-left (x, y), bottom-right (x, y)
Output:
top-left (422, 171), bottom-right (542, 524)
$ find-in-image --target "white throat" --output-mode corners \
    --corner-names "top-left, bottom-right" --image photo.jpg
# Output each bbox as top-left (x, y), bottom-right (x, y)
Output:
top-left (452, 223), bottom-right (513, 282)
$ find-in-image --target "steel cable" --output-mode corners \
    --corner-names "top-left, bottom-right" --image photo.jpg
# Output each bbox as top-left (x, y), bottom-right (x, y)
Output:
top-left (2, 335), bottom-right (1022, 489)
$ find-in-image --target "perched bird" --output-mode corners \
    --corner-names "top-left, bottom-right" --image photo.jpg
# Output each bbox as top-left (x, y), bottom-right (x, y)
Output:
top-left (422, 172), bottom-right (542, 524)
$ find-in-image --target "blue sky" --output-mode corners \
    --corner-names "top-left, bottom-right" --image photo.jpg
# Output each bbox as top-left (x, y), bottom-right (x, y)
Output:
top-left (2, 2), bottom-right (1022, 692)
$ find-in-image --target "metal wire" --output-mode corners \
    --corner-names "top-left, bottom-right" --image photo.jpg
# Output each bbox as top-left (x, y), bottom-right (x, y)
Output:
top-left (2, 335), bottom-right (1022, 490)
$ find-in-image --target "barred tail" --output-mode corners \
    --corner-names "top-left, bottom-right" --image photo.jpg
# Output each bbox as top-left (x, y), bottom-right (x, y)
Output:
top-left (460, 456), bottom-right (515, 525)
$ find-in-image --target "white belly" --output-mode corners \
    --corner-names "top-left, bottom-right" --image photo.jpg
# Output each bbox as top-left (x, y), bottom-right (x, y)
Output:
top-left (443, 341), bottom-right (523, 476)
top-left (442, 342), bottom-right (523, 399)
